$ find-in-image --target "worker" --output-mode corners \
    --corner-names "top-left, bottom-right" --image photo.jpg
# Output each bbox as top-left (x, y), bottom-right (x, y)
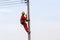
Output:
top-left (20, 11), bottom-right (29, 33)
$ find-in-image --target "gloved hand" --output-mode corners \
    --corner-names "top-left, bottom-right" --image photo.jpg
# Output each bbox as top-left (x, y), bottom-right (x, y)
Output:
top-left (25, 14), bottom-right (27, 16)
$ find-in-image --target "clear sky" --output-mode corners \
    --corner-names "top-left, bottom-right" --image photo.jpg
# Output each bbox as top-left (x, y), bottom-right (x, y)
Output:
top-left (0, 0), bottom-right (60, 40)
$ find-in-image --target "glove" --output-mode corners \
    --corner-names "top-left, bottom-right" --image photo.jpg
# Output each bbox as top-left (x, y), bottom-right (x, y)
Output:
top-left (25, 14), bottom-right (27, 16)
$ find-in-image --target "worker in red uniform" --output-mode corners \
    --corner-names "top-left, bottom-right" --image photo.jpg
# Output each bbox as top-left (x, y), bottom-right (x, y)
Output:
top-left (20, 11), bottom-right (29, 33)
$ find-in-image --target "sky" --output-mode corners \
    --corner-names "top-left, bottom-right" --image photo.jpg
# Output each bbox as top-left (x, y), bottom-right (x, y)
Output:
top-left (0, 0), bottom-right (60, 40)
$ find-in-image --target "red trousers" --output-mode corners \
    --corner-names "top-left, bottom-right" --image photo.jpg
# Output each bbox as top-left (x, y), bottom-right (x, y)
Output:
top-left (22, 22), bottom-right (28, 32)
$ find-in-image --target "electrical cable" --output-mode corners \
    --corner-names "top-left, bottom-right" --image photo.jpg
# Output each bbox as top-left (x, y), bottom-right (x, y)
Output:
top-left (0, 1), bottom-right (22, 6)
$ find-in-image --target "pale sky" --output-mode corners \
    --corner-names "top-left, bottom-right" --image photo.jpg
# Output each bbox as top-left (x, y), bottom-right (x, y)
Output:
top-left (0, 0), bottom-right (60, 40)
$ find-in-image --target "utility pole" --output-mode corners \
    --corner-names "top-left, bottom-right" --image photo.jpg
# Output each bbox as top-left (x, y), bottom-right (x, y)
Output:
top-left (27, 0), bottom-right (31, 40)
top-left (24, 0), bottom-right (31, 40)
top-left (26, 0), bottom-right (31, 40)
top-left (21, 0), bottom-right (31, 40)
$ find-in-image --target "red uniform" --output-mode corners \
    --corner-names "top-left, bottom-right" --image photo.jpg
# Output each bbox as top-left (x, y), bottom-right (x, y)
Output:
top-left (20, 15), bottom-right (28, 32)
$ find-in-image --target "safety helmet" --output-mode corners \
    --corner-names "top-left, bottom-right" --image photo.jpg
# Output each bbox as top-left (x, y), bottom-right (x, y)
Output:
top-left (22, 11), bottom-right (25, 15)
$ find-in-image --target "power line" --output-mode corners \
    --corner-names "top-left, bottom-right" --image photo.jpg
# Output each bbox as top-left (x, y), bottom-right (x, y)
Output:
top-left (0, 1), bottom-right (20, 4)
top-left (0, 3), bottom-right (20, 6)
top-left (0, 1), bottom-right (25, 6)
top-left (0, 1), bottom-right (20, 3)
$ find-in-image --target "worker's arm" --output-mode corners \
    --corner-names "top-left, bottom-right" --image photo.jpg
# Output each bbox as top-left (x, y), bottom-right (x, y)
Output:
top-left (26, 20), bottom-right (30, 21)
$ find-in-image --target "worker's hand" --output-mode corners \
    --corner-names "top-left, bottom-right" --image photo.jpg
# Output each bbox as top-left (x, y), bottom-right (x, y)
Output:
top-left (25, 14), bottom-right (27, 16)
top-left (26, 20), bottom-right (30, 22)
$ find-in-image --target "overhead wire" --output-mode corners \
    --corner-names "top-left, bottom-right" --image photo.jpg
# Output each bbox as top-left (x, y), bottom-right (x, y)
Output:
top-left (0, 0), bottom-right (25, 6)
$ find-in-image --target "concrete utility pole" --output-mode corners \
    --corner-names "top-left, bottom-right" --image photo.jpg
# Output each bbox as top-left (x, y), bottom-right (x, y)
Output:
top-left (22, 0), bottom-right (31, 40)
top-left (24, 0), bottom-right (31, 40)
top-left (27, 0), bottom-right (31, 40)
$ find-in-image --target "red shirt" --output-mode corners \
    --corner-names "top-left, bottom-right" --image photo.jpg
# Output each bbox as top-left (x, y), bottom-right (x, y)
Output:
top-left (20, 15), bottom-right (27, 24)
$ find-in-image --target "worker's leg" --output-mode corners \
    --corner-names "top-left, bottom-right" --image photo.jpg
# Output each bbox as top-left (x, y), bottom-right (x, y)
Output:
top-left (23, 22), bottom-right (28, 32)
